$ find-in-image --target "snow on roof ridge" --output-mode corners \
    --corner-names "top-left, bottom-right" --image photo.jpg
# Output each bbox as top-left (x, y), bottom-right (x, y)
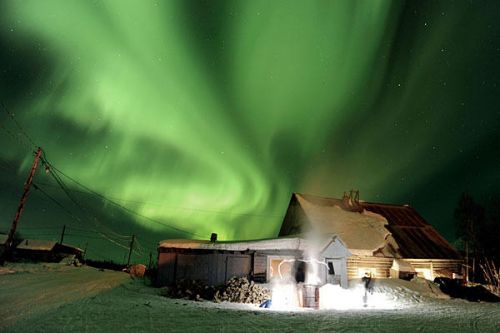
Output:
top-left (293, 192), bottom-right (412, 209)
top-left (158, 236), bottom-right (350, 253)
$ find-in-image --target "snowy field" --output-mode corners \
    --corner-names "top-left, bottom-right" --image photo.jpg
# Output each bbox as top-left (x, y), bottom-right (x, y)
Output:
top-left (1, 264), bottom-right (499, 332)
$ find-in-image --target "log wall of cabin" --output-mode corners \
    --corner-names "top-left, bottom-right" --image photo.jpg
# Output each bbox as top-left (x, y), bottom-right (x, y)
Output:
top-left (402, 259), bottom-right (463, 279)
top-left (347, 256), bottom-right (393, 280)
top-left (345, 256), bottom-right (464, 280)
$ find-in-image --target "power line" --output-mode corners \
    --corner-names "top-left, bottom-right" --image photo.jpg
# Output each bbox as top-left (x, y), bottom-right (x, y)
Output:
top-left (43, 160), bottom-right (205, 238)
top-left (31, 180), bottom-right (133, 251)
top-left (0, 115), bottom-right (141, 259)
top-left (0, 120), bottom-right (34, 152)
top-left (1, 103), bottom-right (37, 148)
top-left (0, 106), bottom-right (214, 239)
top-left (34, 180), bottom-right (284, 219)
top-left (38, 155), bottom-right (132, 244)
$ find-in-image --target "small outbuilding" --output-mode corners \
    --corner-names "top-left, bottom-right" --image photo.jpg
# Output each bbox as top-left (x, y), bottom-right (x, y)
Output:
top-left (157, 236), bottom-right (351, 288)
top-left (15, 239), bottom-right (83, 262)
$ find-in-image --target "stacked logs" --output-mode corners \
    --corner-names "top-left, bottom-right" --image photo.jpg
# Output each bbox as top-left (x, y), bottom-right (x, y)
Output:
top-left (214, 277), bottom-right (270, 304)
top-left (167, 279), bottom-right (217, 301)
top-left (166, 277), bottom-right (270, 304)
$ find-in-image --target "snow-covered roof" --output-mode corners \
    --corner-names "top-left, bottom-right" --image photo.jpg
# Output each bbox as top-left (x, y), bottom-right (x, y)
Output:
top-left (16, 239), bottom-right (57, 251)
top-left (159, 237), bottom-right (308, 251)
top-left (280, 193), bottom-right (461, 260)
top-left (15, 239), bottom-right (83, 253)
top-left (361, 202), bottom-right (461, 259)
top-left (293, 194), bottom-right (390, 256)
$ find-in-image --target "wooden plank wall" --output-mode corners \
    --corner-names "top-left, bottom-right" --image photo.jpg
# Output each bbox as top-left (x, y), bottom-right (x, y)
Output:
top-left (157, 249), bottom-right (304, 286)
top-left (157, 251), bottom-right (253, 286)
top-left (157, 252), bottom-right (177, 286)
top-left (346, 256), bottom-right (464, 280)
top-left (253, 254), bottom-right (267, 282)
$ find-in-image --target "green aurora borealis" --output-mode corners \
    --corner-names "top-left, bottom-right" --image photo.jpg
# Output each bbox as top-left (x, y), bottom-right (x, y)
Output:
top-left (0, 0), bottom-right (499, 262)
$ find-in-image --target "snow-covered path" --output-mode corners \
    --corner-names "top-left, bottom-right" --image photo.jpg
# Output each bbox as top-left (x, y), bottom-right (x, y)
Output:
top-left (0, 263), bottom-right (128, 329)
top-left (1, 264), bottom-right (499, 332)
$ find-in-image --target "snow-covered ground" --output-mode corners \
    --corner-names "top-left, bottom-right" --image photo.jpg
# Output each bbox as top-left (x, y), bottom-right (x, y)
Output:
top-left (1, 264), bottom-right (499, 332)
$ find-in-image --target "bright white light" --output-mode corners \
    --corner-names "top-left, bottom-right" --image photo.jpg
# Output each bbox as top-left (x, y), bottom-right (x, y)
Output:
top-left (318, 283), bottom-right (397, 310)
top-left (415, 268), bottom-right (433, 280)
top-left (271, 283), bottom-right (300, 310)
top-left (357, 267), bottom-right (377, 278)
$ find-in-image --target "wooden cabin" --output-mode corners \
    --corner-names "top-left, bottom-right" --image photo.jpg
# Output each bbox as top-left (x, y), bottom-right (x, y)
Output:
top-left (14, 239), bottom-right (83, 262)
top-left (157, 236), bottom-right (351, 288)
top-left (279, 192), bottom-right (463, 281)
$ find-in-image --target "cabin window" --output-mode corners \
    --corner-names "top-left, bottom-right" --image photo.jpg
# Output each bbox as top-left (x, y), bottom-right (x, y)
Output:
top-left (267, 256), bottom-right (296, 281)
top-left (270, 259), bottom-right (293, 279)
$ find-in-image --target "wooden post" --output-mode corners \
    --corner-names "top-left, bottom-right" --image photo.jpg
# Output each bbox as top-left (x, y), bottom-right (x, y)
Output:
top-left (59, 225), bottom-right (66, 244)
top-left (465, 240), bottom-right (469, 285)
top-left (126, 234), bottom-right (135, 267)
top-left (472, 257), bottom-right (476, 283)
top-left (82, 242), bottom-right (88, 260)
top-left (2, 147), bottom-right (43, 262)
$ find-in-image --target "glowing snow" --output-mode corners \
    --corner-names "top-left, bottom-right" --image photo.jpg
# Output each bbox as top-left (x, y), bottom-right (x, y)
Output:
top-left (318, 283), bottom-right (397, 310)
top-left (271, 283), bottom-right (301, 310)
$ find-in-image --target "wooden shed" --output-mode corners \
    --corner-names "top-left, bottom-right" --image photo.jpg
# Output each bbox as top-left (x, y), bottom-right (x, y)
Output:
top-left (279, 192), bottom-right (463, 281)
top-left (15, 239), bottom-right (83, 262)
top-left (157, 236), bottom-right (350, 288)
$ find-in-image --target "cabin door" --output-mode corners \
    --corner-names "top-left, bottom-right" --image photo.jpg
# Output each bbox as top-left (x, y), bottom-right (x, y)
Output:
top-left (325, 258), bottom-right (342, 285)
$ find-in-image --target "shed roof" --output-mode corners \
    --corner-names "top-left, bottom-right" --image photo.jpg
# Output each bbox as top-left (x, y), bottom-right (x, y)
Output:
top-left (16, 239), bottom-right (57, 251)
top-left (15, 239), bottom-right (83, 253)
top-left (280, 193), bottom-right (461, 260)
top-left (159, 237), bottom-right (308, 252)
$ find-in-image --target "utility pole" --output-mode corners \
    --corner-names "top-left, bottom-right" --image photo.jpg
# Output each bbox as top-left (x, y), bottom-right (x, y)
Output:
top-left (465, 240), bottom-right (469, 285)
top-left (126, 234), bottom-right (135, 267)
top-left (83, 242), bottom-right (88, 260)
top-left (59, 225), bottom-right (66, 244)
top-left (2, 147), bottom-right (43, 262)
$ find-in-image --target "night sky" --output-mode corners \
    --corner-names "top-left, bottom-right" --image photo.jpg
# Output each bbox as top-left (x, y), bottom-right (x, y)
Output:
top-left (0, 0), bottom-right (499, 263)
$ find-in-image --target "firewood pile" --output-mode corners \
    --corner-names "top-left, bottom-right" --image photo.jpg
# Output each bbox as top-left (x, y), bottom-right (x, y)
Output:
top-left (167, 279), bottom-right (217, 301)
top-left (214, 277), bottom-right (270, 304)
top-left (166, 277), bottom-right (270, 304)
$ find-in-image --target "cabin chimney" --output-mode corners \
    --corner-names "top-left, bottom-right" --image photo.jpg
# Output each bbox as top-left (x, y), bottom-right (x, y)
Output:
top-left (342, 190), bottom-right (362, 212)
top-left (342, 192), bottom-right (351, 207)
top-left (210, 233), bottom-right (217, 243)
